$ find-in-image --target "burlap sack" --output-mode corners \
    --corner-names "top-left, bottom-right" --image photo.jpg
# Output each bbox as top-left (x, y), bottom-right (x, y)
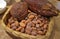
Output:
top-left (1, 5), bottom-right (54, 39)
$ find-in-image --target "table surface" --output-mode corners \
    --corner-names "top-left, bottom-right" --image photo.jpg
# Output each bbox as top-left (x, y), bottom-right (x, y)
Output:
top-left (0, 0), bottom-right (60, 39)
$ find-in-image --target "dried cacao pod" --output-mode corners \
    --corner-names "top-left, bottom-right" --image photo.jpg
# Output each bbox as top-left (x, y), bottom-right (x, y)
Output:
top-left (23, 0), bottom-right (58, 16)
top-left (10, 2), bottom-right (28, 21)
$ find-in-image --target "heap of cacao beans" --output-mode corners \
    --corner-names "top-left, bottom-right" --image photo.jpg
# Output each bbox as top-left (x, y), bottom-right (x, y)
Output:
top-left (8, 12), bottom-right (49, 36)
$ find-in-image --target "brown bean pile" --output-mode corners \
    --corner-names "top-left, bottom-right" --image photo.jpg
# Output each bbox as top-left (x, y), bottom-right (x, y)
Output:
top-left (8, 12), bottom-right (49, 36)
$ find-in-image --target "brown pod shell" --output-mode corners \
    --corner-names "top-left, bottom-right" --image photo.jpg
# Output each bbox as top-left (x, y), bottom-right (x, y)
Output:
top-left (23, 0), bottom-right (58, 16)
top-left (10, 2), bottom-right (28, 21)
